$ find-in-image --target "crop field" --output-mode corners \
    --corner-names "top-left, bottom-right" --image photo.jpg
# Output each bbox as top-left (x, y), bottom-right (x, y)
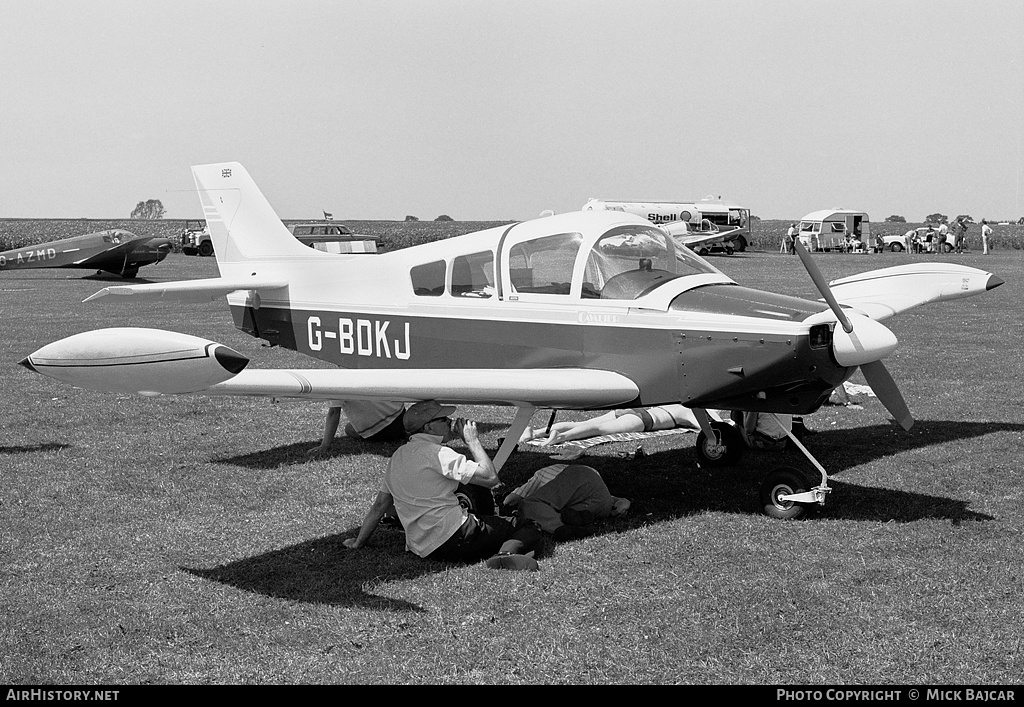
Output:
top-left (1, 222), bottom-right (1022, 685)
top-left (3, 217), bottom-right (1022, 256)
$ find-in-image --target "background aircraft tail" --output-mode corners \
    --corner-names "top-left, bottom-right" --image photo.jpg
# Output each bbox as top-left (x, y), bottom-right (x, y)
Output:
top-left (191, 162), bottom-right (315, 267)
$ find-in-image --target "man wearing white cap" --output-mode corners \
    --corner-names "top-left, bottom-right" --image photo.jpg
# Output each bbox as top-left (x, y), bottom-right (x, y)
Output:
top-left (344, 401), bottom-right (541, 570)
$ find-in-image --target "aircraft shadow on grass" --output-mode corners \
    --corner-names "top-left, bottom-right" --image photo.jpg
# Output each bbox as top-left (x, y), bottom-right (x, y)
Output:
top-left (582, 418), bottom-right (1020, 525)
top-left (182, 531), bottom-right (434, 612)
top-left (0, 442), bottom-right (69, 455)
top-left (184, 419), bottom-right (1017, 609)
top-left (81, 272), bottom-right (157, 282)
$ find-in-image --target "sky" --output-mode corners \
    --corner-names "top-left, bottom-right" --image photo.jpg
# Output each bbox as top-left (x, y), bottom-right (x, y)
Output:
top-left (1, 0), bottom-right (1022, 222)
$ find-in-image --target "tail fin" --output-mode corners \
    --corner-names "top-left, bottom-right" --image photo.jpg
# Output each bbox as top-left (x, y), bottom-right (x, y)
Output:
top-left (191, 162), bottom-right (314, 267)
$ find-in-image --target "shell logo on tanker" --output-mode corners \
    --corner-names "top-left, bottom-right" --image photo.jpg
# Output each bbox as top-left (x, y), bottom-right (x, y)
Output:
top-left (307, 316), bottom-right (411, 360)
top-left (0, 248), bottom-right (58, 267)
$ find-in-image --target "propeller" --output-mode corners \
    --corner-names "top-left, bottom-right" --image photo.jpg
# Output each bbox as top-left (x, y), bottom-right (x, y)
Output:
top-left (793, 238), bottom-right (914, 430)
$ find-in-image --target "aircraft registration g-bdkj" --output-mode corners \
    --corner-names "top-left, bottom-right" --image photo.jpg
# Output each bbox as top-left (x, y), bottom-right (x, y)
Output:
top-left (21, 163), bottom-right (1004, 518)
top-left (0, 229), bottom-right (172, 278)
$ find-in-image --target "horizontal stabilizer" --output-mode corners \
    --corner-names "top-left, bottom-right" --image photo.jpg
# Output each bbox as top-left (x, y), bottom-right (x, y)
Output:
top-left (83, 277), bottom-right (288, 303)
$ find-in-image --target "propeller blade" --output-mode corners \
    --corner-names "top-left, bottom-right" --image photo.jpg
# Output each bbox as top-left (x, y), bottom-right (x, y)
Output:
top-left (860, 360), bottom-right (914, 431)
top-left (793, 238), bottom-right (854, 333)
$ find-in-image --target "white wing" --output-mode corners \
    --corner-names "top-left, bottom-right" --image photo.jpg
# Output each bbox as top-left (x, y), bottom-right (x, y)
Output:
top-left (826, 263), bottom-right (1003, 321)
top-left (21, 328), bottom-right (639, 410)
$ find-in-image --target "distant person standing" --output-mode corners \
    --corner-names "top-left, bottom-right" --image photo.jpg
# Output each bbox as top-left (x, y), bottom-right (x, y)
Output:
top-left (935, 222), bottom-right (948, 253)
top-left (904, 227), bottom-right (917, 253)
top-left (981, 219), bottom-right (992, 254)
top-left (953, 218), bottom-right (967, 254)
top-left (783, 224), bottom-right (796, 254)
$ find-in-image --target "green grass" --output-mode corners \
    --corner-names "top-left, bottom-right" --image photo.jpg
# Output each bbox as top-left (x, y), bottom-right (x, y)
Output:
top-left (1, 241), bottom-right (1021, 684)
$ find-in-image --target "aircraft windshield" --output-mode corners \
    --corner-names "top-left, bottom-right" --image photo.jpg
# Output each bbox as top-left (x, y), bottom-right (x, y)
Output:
top-left (584, 225), bottom-right (719, 300)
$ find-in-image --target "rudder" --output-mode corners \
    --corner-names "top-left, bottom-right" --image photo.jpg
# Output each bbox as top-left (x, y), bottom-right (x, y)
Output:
top-left (191, 162), bottom-right (313, 267)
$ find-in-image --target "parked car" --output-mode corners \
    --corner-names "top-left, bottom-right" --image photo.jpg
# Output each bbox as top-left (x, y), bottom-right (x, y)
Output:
top-left (288, 223), bottom-right (380, 253)
top-left (180, 219), bottom-right (213, 256)
top-left (881, 227), bottom-right (954, 253)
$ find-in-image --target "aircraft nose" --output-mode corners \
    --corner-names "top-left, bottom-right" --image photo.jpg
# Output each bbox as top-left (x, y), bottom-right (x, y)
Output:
top-left (831, 313), bottom-right (898, 367)
top-left (152, 238), bottom-right (173, 260)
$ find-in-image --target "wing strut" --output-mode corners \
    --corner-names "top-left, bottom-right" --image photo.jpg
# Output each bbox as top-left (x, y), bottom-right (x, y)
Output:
top-left (494, 406), bottom-right (537, 472)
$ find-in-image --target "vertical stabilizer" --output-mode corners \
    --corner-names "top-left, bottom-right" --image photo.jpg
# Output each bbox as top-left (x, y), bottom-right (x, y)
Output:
top-left (191, 162), bottom-right (314, 268)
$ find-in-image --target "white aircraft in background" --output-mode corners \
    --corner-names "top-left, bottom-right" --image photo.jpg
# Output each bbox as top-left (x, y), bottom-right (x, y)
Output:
top-left (21, 163), bottom-right (1003, 519)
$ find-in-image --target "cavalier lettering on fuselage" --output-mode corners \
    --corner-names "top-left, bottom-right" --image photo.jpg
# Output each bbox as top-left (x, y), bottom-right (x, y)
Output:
top-left (0, 248), bottom-right (58, 268)
top-left (307, 316), bottom-right (411, 360)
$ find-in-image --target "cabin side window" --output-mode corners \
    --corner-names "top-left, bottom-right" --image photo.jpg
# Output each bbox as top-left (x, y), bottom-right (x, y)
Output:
top-left (830, 223), bottom-right (846, 234)
top-left (293, 226), bottom-right (312, 236)
top-left (411, 260), bottom-right (446, 296)
top-left (451, 251), bottom-right (494, 298)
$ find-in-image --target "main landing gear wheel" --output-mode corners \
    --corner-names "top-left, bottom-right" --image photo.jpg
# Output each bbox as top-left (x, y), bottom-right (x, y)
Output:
top-left (759, 467), bottom-right (812, 520)
top-left (695, 421), bottom-right (744, 467)
top-left (455, 483), bottom-right (495, 516)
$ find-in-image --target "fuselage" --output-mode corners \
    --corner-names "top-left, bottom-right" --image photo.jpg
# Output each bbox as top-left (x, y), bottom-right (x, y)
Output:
top-left (218, 211), bottom-right (848, 415)
top-left (0, 229), bottom-right (171, 276)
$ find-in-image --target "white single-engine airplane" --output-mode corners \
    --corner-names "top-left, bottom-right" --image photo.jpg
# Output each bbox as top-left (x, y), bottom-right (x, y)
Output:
top-left (20, 163), bottom-right (1004, 519)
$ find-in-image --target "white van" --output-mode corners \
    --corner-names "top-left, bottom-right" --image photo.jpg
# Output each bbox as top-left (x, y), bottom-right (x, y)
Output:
top-left (796, 210), bottom-right (870, 252)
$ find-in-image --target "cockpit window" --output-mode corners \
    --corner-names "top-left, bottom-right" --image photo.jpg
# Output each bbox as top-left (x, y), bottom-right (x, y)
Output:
top-left (507, 232), bottom-right (582, 296)
top-left (585, 225), bottom-right (719, 300)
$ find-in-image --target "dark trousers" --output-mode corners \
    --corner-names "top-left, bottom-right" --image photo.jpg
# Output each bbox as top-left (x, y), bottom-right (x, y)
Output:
top-left (428, 514), bottom-right (541, 563)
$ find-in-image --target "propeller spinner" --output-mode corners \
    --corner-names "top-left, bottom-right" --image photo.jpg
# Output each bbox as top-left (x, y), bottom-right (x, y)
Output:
top-left (793, 238), bottom-right (914, 430)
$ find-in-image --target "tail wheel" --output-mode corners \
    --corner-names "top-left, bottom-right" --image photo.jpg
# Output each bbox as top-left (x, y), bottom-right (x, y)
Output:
top-left (695, 422), bottom-right (743, 467)
top-left (759, 467), bottom-right (811, 520)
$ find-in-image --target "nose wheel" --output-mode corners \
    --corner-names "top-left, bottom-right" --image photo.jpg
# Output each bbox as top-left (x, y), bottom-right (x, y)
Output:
top-left (759, 467), bottom-right (813, 520)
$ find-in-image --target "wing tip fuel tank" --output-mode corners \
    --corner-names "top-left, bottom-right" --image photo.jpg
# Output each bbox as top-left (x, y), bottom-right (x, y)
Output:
top-left (21, 328), bottom-right (249, 395)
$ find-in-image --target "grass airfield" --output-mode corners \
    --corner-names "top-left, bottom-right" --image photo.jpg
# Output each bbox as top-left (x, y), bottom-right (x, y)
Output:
top-left (2, 243), bottom-right (1022, 685)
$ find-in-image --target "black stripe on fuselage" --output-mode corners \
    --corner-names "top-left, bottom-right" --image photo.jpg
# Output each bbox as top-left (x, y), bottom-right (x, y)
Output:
top-left (230, 291), bottom-right (848, 414)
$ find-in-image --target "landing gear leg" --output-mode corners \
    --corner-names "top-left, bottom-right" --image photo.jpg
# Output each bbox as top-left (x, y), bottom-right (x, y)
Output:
top-left (757, 413), bottom-right (832, 519)
top-left (493, 405), bottom-right (537, 472)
